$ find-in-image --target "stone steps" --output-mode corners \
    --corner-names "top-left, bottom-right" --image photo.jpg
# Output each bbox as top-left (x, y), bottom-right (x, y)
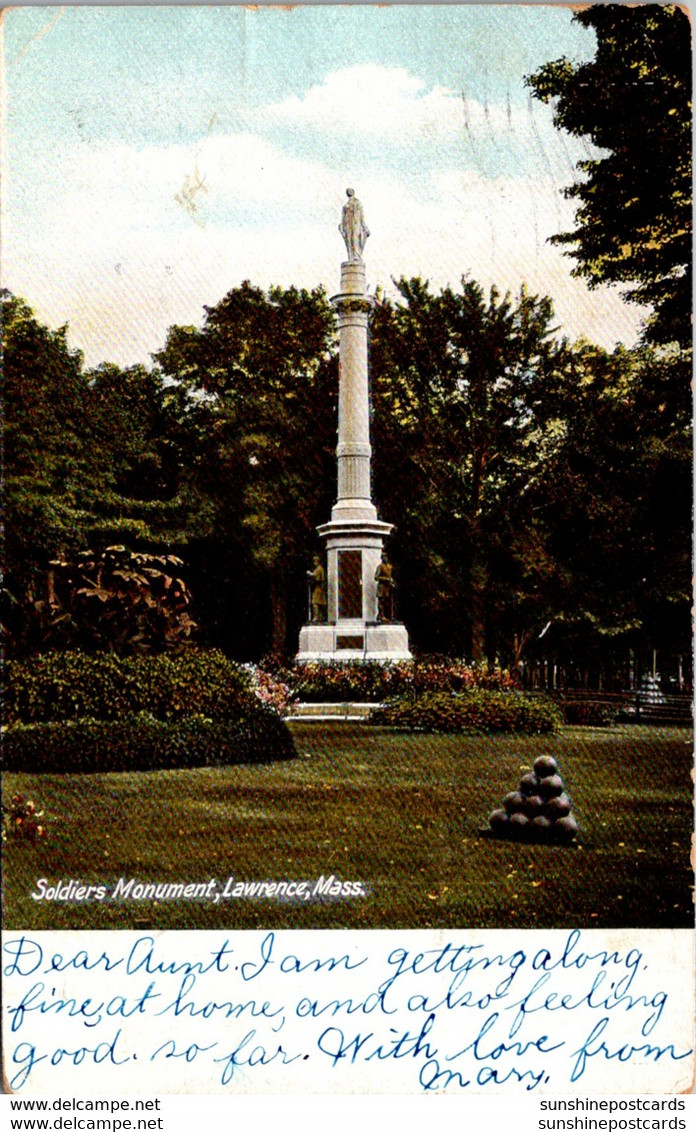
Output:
top-left (286, 701), bottom-right (377, 722)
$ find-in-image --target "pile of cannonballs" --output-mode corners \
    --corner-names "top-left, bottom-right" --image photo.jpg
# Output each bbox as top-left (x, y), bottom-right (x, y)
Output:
top-left (487, 755), bottom-right (579, 843)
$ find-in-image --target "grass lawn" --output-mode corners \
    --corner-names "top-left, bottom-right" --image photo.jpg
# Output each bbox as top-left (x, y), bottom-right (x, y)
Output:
top-left (2, 723), bottom-right (693, 931)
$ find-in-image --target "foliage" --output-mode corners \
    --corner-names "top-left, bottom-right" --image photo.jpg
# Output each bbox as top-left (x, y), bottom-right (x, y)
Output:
top-left (2, 292), bottom-right (209, 655)
top-left (279, 658), bottom-right (518, 703)
top-left (3, 713), bottom-right (296, 774)
top-left (526, 5), bottom-right (692, 348)
top-left (520, 340), bottom-right (692, 660)
top-left (2, 793), bottom-right (46, 843)
top-left (4, 274), bottom-right (691, 677)
top-left (25, 545), bottom-right (197, 654)
top-left (154, 282), bottom-right (338, 655)
top-left (281, 660), bottom-right (413, 703)
top-left (373, 689), bottom-right (562, 734)
top-left (4, 648), bottom-right (255, 726)
top-left (370, 277), bottom-right (566, 661)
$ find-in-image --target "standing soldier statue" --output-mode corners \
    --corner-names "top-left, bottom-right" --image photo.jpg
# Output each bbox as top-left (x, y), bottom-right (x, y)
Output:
top-left (307, 554), bottom-right (327, 623)
top-left (375, 553), bottom-right (395, 623)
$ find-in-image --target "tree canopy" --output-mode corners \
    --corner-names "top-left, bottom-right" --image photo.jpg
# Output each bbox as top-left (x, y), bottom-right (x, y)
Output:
top-left (154, 282), bottom-right (338, 656)
top-left (526, 4), bottom-right (692, 348)
top-left (3, 281), bottom-right (691, 682)
top-left (371, 276), bottom-right (563, 661)
top-left (1, 291), bottom-right (205, 652)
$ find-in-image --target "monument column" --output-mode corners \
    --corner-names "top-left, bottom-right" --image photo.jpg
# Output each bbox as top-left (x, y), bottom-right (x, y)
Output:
top-left (332, 261), bottom-right (375, 520)
top-left (297, 189), bottom-right (411, 663)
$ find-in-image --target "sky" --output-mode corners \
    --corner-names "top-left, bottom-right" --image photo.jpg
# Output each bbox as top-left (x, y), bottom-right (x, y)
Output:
top-left (2, 4), bottom-right (648, 369)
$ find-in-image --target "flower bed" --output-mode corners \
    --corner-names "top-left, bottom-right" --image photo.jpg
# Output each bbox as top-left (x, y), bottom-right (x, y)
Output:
top-left (278, 657), bottom-right (517, 704)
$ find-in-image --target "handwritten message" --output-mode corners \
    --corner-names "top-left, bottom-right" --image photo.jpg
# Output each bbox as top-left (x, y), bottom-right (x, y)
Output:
top-left (2, 929), bottom-right (693, 1094)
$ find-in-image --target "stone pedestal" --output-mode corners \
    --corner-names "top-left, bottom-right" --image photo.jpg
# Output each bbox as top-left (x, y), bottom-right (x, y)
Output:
top-left (298, 620), bottom-right (411, 662)
top-left (297, 219), bottom-right (411, 664)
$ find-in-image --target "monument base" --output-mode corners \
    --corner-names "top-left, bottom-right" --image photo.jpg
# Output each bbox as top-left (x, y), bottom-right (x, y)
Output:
top-left (296, 621), bottom-right (412, 663)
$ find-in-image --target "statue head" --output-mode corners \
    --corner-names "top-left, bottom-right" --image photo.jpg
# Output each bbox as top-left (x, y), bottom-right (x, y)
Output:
top-left (346, 188), bottom-right (355, 198)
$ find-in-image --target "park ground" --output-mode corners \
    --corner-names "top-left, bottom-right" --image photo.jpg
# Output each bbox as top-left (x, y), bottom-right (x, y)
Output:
top-left (2, 723), bottom-right (693, 931)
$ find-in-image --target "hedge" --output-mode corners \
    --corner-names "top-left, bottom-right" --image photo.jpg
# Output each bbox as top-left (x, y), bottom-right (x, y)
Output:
top-left (559, 700), bottom-right (617, 727)
top-left (4, 649), bottom-right (253, 726)
top-left (3, 712), bottom-right (296, 773)
top-left (372, 690), bottom-right (562, 734)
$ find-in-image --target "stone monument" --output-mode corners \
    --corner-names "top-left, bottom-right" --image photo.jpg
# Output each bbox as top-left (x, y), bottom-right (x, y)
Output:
top-left (297, 190), bottom-right (411, 662)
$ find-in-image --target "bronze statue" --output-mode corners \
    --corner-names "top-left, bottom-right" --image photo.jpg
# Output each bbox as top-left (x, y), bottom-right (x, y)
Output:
top-left (339, 188), bottom-right (370, 263)
top-left (307, 554), bottom-right (327, 623)
top-left (375, 553), bottom-right (395, 623)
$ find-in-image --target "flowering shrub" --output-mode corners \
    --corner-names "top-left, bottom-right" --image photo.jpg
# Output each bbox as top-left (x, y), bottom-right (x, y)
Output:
top-left (372, 690), bottom-right (562, 734)
top-left (410, 657), bottom-right (518, 694)
top-left (276, 657), bottom-right (518, 703)
top-left (279, 661), bottom-right (412, 703)
top-left (3, 793), bottom-right (46, 843)
top-left (242, 665), bottom-right (295, 717)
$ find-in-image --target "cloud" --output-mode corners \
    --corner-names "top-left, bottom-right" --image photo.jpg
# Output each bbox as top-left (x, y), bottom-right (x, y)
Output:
top-left (339, 169), bottom-right (643, 349)
top-left (3, 103), bottom-right (642, 369)
top-left (263, 63), bottom-right (510, 145)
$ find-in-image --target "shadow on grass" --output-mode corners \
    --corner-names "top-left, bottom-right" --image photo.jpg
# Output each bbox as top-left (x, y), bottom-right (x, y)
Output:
top-left (3, 724), bottom-right (693, 931)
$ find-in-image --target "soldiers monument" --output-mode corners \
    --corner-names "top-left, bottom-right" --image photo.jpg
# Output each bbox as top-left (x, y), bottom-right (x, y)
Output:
top-left (297, 189), bottom-right (412, 662)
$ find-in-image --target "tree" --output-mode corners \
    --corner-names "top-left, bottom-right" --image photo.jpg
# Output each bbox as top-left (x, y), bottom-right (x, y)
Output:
top-left (512, 337), bottom-right (692, 681)
top-left (371, 276), bottom-right (564, 662)
top-left (371, 275), bottom-right (692, 674)
top-left (155, 282), bottom-right (338, 657)
top-left (2, 292), bottom-right (205, 654)
top-left (3, 291), bottom-right (106, 646)
top-left (527, 4), bottom-right (692, 348)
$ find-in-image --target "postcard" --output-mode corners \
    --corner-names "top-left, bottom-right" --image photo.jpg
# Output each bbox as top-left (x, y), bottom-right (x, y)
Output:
top-left (2, 1), bottom-right (693, 1110)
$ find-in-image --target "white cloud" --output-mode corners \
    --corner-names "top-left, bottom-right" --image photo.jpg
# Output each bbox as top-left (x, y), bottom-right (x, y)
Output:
top-left (3, 110), bottom-right (642, 368)
top-left (263, 63), bottom-right (508, 145)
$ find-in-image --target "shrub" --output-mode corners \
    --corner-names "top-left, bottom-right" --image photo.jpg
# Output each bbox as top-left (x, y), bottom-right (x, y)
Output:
top-left (372, 690), bottom-right (562, 734)
top-left (4, 649), bottom-right (253, 726)
top-left (278, 657), bottom-right (517, 703)
top-left (3, 712), bottom-right (296, 773)
top-left (560, 700), bottom-right (617, 727)
top-left (28, 545), bottom-right (197, 653)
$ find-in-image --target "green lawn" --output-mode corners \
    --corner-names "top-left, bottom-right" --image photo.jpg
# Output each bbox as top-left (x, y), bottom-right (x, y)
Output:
top-left (2, 723), bottom-right (693, 931)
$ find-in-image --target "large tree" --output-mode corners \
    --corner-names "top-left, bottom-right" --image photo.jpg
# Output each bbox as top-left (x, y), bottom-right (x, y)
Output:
top-left (2, 292), bottom-right (203, 653)
top-left (154, 282), bottom-right (338, 657)
top-left (497, 334), bottom-right (692, 681)
top-left (371, 276), bottom-right (691, 673)
top-left (371, 276), bottom-right (565, 662)
top-left (527, 4), bottom-right (692, 348)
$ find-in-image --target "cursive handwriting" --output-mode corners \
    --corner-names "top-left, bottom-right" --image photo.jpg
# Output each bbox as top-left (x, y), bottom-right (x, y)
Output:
top-left (3, 929), bottom-right (692, 1093)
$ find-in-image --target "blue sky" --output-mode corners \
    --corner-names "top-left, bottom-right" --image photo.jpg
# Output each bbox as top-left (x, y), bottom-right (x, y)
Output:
top-left (3, 5), bottom-right (646, 367)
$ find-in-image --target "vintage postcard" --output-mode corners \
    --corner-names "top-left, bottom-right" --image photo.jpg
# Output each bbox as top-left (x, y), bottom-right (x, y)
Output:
top-left (2, 1), bottom-right (693, 1111)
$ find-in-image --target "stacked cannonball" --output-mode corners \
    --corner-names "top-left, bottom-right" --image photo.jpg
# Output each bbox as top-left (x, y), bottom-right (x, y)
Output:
top-left (487, 755), bottom-right (578, 843)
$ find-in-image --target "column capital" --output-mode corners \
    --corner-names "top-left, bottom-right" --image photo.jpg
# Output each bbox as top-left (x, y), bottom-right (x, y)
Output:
top-left (330, 294), bottom-right (374, 315)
